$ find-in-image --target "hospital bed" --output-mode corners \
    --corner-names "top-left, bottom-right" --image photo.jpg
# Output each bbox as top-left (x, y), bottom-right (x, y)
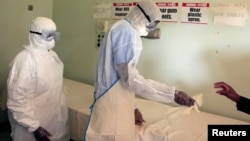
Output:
top-left (63, 78), bottom-right (249, 141)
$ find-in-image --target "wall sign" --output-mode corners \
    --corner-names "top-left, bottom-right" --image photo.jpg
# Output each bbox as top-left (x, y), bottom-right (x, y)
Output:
top-left (112, 2), bottom-right (136, 20)
top-left (156, 2), bottom-right (179, 22)
top-left (181, 3), bottom-right (210, 24)
top-left (212, 3), bottom-right (248, 27)
top-left (93, 3), bottom-right (112, 19)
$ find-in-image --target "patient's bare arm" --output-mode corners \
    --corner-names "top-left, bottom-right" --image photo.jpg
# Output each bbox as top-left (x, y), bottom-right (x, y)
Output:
top-left (135, 108), bottom-right (145, 126)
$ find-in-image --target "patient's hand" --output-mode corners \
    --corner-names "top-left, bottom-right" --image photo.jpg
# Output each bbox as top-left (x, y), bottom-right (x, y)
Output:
top-left (135, 109), bottom-right (145, 126)
top-left (174, 90), bottom-right (195, 107)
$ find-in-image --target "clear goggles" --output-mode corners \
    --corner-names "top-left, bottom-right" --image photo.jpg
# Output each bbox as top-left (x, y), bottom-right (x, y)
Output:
top-left (30, 30), bottom-right (61, 41)
top-left (146, 20), bottom-right (160, 32)
top-left (136, 4), bottom-right (160, 32)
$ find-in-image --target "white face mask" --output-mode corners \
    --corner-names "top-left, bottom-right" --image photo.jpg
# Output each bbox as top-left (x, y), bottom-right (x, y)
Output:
top-left (137, 26), bottom-right (148, 36)
top-left (29, 32), bottom-right (56, 50)
top-left (46, 40), bottom-right (55, 50)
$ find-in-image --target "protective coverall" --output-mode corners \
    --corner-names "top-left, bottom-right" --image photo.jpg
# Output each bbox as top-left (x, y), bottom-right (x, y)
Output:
top-left (7, 17), bottom-right (69, 141)
top-left (85, 1), bottom-right (176, 141)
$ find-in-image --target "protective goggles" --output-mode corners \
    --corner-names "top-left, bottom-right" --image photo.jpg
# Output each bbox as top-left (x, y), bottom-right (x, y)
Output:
top-left (146, 21), bottom-right (160, 31)
top-left (30, 30), bottom-right (61, 41)
top-left (137, 4), bottom-right (159, 31)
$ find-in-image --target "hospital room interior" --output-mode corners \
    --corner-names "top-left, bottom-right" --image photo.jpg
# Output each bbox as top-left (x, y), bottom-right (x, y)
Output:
top-left (0, 0), bottom-right (250, 141)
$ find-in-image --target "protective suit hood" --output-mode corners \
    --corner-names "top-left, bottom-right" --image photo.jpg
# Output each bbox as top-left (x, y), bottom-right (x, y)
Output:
top-left (28, 17), bottom-right (57, 50)
top-left (125, 0), bottom-right (161, 36)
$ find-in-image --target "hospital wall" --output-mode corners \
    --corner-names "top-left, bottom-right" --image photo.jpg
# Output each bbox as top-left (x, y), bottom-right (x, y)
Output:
top-left (53, 0), bottom-right (250, 122)
top-left (0, 0), bottom-right (53, 121)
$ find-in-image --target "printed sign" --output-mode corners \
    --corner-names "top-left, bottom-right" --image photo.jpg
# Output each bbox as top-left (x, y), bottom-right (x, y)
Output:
top-left (93, 3), bottom-right (112, 19)
top-left (212, 3), bottom-right (248, 27)
top-left (112, 2), bottom-right (136, 20)
top-left (181, 3), bottom-right (210, 24)
top-left (156, 2), bottom-right (179, 22)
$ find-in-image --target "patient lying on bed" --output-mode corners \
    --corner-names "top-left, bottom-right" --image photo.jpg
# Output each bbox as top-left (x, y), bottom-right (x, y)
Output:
top-left (135, 94), bottom-right (248, 141)
top-left (63, 78), bottom-right (249, 141)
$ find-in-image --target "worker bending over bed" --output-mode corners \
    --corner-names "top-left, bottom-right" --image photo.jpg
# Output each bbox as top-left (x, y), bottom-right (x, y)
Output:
top-left (85, 0), bottom-right (195, 141)
top-left (7, 17), bottom-right (69, 141)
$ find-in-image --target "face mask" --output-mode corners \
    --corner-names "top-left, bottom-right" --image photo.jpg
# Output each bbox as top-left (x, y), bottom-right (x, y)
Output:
top-left (142, 28), bottom-right (161, 39)
top-left (46, 40), bottom-right (55, 50)
top-left (30, 31), bottom-right (61, 41)
top-left (137, 27), bottom-right (149, 36)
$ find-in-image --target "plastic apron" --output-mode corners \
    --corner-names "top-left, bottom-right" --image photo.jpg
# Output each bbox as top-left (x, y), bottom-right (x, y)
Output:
top-left (86, 80), bottom-right (136, 141)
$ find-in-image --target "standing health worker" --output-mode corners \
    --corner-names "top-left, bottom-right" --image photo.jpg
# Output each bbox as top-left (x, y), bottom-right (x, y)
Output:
top-left (85, 1), bottom-right (195, 141)
top-left (7, 17), bottom-right (69, 141)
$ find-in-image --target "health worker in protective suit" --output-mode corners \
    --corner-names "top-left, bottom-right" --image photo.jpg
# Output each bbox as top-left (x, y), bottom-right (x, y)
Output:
top-left (85, 1), bottom-right (195, 141)
top-left (7, 17), bottom-right (69, 141)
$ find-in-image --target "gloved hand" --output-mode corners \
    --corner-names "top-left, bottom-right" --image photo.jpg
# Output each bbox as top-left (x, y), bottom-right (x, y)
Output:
top-left (33, 127), bottom-right (52, 141)
top-left (174, 90), bottom-right (195, 107)
top-left (135, 108), bottom-right (145, 126)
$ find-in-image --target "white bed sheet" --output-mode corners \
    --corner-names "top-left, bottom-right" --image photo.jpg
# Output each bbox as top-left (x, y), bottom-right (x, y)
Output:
top-left (135, 98), bottom-right (249, 141)
top-left (63, 78), bottom-right (249, 141)
top-left (63, 78), bottom-right (94, 141)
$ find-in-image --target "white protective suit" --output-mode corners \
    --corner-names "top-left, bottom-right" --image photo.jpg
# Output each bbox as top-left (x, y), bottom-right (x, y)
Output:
top-left (85, 1), bottom-right (176, 141)
top-left (7, 17), bottom-right (69, 141)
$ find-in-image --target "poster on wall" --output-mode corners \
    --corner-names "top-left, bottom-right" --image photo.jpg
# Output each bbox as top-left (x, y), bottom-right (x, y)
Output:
top-left (181, 3), bottom-right (210, 24)
top-left (156, 2), bottom-right (179, 22)
top-left (112, 2), bottom-right (136, 20)
top-left (93, 3), bottom-right (112, 19)
top-left (211, 3), bottom-right (248, 27)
